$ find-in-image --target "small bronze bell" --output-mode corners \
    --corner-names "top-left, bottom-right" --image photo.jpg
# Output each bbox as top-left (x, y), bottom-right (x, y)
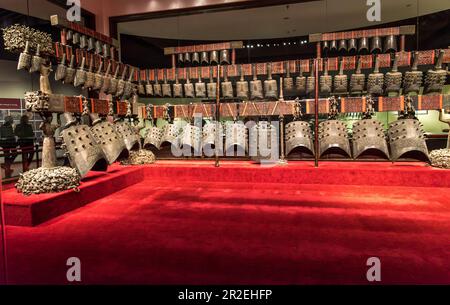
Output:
top-left (383, 35), bottom-right (397, 53)
top-left (201, 51), bottom-right (209, 65)
top-left (178, 53), bottom-right (184, 64)
top-left (184, 52), bottom-right (191, 64)
top-left (210, 51), bottom-right (219, 65)
top-left (338, 39), bottom-right (347, 53)
top-left (87, 37), bottom-right (95, 51)
top-left (370, 36), bottom-right (382, 54)
top-left (192, 52), bottom-right (200, 64)
top-left (220, 49), bottom-right (230, 65)
top-left (323, 41), bottom-right (330, 53)
top-left (348, 38), bottom-right (357, 53)
top-left (73, 32), bottom-right (80, 45)
top-left (358, 37), bottom-right (369, 53)
top-left (330, 40), bottom-right (337, 51)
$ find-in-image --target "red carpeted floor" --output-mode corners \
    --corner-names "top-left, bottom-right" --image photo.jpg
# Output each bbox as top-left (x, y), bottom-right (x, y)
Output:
top-left (2, 161), bottom-right (450, 284)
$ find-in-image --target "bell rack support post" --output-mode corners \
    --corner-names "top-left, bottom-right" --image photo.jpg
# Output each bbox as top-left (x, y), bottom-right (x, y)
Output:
top-left (215, 63), bottom-right (221, 168)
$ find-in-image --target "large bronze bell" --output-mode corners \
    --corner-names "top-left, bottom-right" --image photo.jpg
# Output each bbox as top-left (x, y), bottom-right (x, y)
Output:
top-left (210, 50), bottom-right (219, 65)
top-left (348, 38), bottom-right (357, 53)
top-left (201, 51), bottom-right (209, 65)
top-left (370, 36), bottom-right (382, 53)
top-left (338, 39), bottom-right (347, 53)
top-left (384, 35), bottom-right (397, 53)
top-left (220, 49), bottom-right (230, 65)
top-left (358, 37), bottom-right (369, 53)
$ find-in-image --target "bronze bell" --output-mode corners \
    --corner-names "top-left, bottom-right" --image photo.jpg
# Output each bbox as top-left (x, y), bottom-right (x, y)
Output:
top-left (73, 32), bottom-right (80, 45)
top-left (348, 38), bottom-right (357, 53)
top-left (210, 50), bottom-right (219, 65)
top-left (201, 51), bottom-right (209, 65)
top-left (330, 40), bottom-right (337, 51)
top-left (192, 52), bottom-right (200, 64)
top-left (323, 41), bottom-right (330, 52)
top-left (338, 39), bottom-right (347, 52)
top-left (358, 37), bottom-right (369, 53)
top-left (220, 49), bottom-right (230, 65)
top-left (384, 35), bottom-right (397, 53)
top-left (184, 52), bottom-right (191, 64)
top-left (370, 36), bottom-right (382, 53)
top-left (66, 30), bottom-right (73, 42)
top-left (178, 53), bottom-right (184, 64)
top-left (87, 37), bottom-right (95, 51)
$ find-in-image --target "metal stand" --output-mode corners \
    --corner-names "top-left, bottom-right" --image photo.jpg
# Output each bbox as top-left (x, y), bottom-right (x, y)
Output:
top-left (215, 64), bottom-right (221, 167)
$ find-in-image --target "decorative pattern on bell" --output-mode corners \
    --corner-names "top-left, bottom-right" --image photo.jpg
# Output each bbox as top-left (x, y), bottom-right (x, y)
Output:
top-left (318, 120), bottom-right (352, 158)
top-left (144, 126), bottom-right (164, 150)
top-left (388, 119), bottom-right (429, 162)
top-left (350, 56), bottom-right (365, 95)
top-left (285, 121), bottom-right (315, 156)
top-left (424, 49), bottom-right (447, 94)
top-left (225, 121), bottom-right (248, 156)
top-left (114, 121), bottom-right (141, 151)
top-left (403, 51), bottom-right (423, 95)
top-left (61, 124), bottom-right (108, 178)
top-left (384, 53), bottom-right (402, 95)
top-left (90, 121), bottom-right (128, 164)
top-left (352, 119), bottom-right (389, 159)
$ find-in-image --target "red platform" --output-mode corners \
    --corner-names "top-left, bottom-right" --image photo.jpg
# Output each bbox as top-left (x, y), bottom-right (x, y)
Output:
top-left (3, 161), bottom-right (450, 227)
top-left (2, 166), bottom-right (145, 226)
top-left (3, 161), bottom-right (450, 284)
